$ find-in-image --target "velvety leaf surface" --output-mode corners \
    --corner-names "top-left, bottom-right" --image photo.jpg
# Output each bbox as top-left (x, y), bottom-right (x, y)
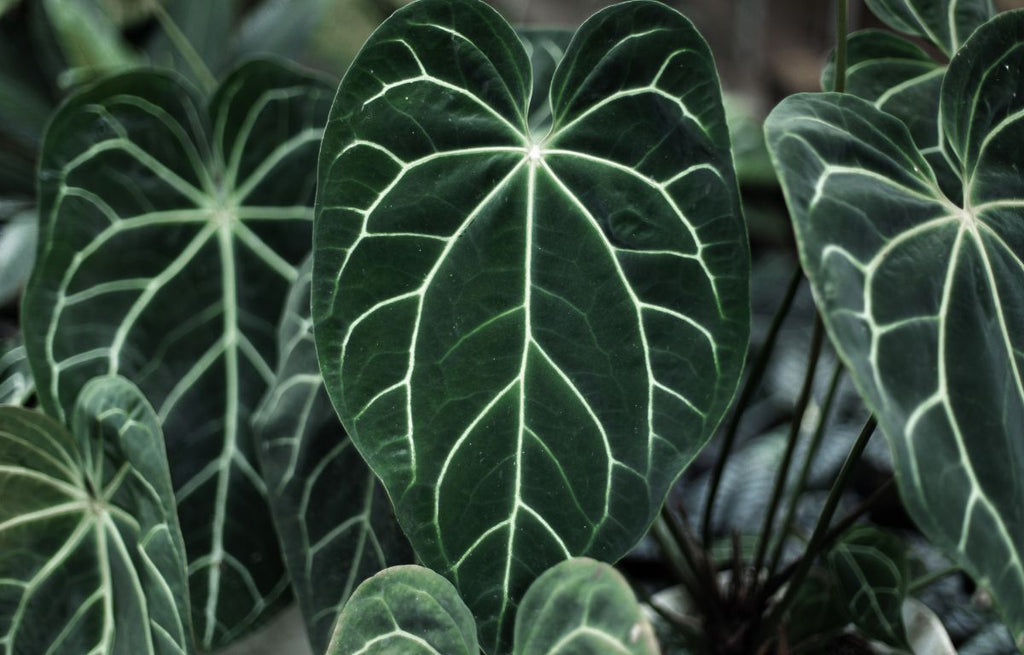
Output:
top-left (325, 565), bottom-right (478, 655)
top-left (254, 260), bottom-right (412, 653)
top-left (827, 527), bottom-right (910, 649)
top-left (312, 0), bottom-right (748, 650)
top-left (864, 0), bottom-right (994, 56)
top-left (0, 376), bottom-right (192, 654)
top-left (513, 558), bottom-right (658, 655)
top-left (766, 10), bottom-right (1024, 648)
top-left (0, 336), bottom-right (33, 406)
top-left (23, 60), bottom-right (333, 649)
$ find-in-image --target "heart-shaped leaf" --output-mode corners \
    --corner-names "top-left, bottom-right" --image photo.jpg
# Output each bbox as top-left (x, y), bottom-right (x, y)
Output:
top-left (766, 10), bottom-right (1024, 647)
top-left (326, 565), bottom-right (479, 655)
top-left (23, 59), bottom-right (333, 648)
top-left (519, 28), bottom-right (572, 136)
top-left (312, 0), bottom-right (748, 650)
top-left (827, 527), bottom-right (910, 649)
top-left (0, 376), bottom-right (192, 654)
top-left (513, 558), bottom-right (659, 655)
top-left (254, 260), bottom-right (412, 653)
top-left (864, 0), bottom-right (994, 56)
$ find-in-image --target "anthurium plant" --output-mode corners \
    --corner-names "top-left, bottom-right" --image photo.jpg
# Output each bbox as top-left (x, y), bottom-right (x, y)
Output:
top-left (1, 0), bottom-right (1023, 653)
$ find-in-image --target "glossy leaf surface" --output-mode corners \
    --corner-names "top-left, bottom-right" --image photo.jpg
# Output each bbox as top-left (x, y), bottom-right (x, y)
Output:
top-left (312, 0), bottom-right (748, 650)
top-left (513, 558), bottom-right (658, 655)
top-left (864, 0), bottom-right (994, 55)
top-left (23, 60), bottom-right (333, 648)
top-left (254, 260), bottom-right (412, 653)
top-left (827, 527), bottom-right (910, 648)
top-left (0, 376), bottom-right (192, 654)
top-left (766, 11), bottom-right (1024, 647)
top-left (326, 565), bottom-right (478, 655)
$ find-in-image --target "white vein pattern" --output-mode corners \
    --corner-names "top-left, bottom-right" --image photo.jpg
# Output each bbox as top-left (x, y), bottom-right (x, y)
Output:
top-left (26, 66), bottom-right (332, 649)
top-left (314, 2), bottom-right (747, 651)
top-left (254, 263), bottom-right (408, 651)
top-left (769, 74), bottom-right (1024, 642)
top-left (0, 388), bottom-right (189, 655)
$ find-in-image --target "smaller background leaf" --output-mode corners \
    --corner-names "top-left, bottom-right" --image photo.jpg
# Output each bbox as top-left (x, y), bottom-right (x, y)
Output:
top-left (827, 526), bottom-right (910, 649)
top-left (326, 565), bottom-right (478, 655)
top-left (864, 0), bottom-right (995, 55)
top-left (0, 335), bottom-right (33, 405)
top-left (514, 558), bottom-right (659, 655)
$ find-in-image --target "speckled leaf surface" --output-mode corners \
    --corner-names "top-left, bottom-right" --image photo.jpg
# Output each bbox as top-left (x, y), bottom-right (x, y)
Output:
top-left (23, 59), bottom-right (333, 649)
top-left (312, 0), bottom-right (748, 650)
top-left (766, 11), bottom-right (1024, 648)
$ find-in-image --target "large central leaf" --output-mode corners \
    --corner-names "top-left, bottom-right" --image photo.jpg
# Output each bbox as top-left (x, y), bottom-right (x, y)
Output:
top-left (312, 0), bottom-right (749, 651)
top-left (23, 60), bottom-right (333, 649)
top-left (767, 10), bottom-right (1024, 647)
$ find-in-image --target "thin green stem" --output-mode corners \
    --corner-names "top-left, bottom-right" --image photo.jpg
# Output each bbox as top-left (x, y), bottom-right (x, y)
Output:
top-left (767, 360), bottom-right (844, 577)
top-left (764, 416), bottom-right (877, 630)
top-left (652, 516), bottom-right (709, 612)
top-left (908, 565), bottom-right (961, 593)
top-left (751, 317), bottom-right (825, 577)
top-left (149, 0), bottom-right (217, 93)
top-left (702, 266), bottom-right (803, 543)
top-left (834, 0), bottom-right (849, 93)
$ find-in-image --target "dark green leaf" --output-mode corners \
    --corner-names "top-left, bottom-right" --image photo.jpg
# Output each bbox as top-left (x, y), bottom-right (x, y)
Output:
top-left (254, 260), bottom-right (413, 653)
top-left (519, 28), bottom-right (572, 136)
top-left (827, 527), bottom-right (910, 648)
top-left (0, 376), bottom-right (192, 654)
top-left (312, 0), bottom-right (748, 650)
top-left (326, 565), bottom-right (478, 655)
top-left (40, 0), bottom-right (138, 78)
top-left (766, 10), bottom-right (1024, 648)
top-left (513, 558), bottom-right (658, 655)
top-left (23, 59), bottom-right (333, 649)
top-left (864, 0), bottom-right (994, 56)
top-left (0, 209), bottom-right (37, 305)
top-left (145, 0), bottom-right (235, 82)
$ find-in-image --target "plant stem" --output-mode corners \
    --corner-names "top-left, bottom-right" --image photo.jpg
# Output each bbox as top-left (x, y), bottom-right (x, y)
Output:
top-left (702, 266), bottom-right (803, 543)
top-left (908, 565), bottom-right (961, 593)
top-left (763, 416), bottom-right (877, 627)
top-left (834, 0), bottom-right (849, 93)
top-left (751, 317), bottom-right (824, 577)
top-left (148, 0), bottom-right (217, 94)
top-left (767, 360), bottom-right (844, 577)
top-left (652, 516), bottom-right (709, 611)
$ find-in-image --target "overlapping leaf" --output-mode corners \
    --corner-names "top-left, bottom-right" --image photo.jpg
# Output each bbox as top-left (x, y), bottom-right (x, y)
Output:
top-left (513, 558), bottom-right (658, 655)
top-left (827, 527), bottom-right (910, 649)
top-left (312, 0), bottom-right (748, 650)
top-left (0, 376), bottom-right (192, 654)
top-left (23, 59), bottom-right (333, 648)
top-left (864, 0), bottom-right (994, 56)
top-left (326, 565), bottom-right (479, 655)
top-left (766, 10), bottom-right (1024, 648)
top-left (254, 260), bottom-right (411, 653)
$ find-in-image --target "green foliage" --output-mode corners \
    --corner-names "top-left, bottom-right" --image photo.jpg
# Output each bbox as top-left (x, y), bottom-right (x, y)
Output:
top-left (0, 376), bottom-right (192, 654)
top-left (22, 59), bottom-right (333, 649)
top-left (312, 0), bottom-right (748, 649)
top-left (766, 9), bottom-right (1024, 648)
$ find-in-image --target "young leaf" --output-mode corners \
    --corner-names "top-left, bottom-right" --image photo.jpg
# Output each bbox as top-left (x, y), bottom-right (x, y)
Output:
top-left (0, 376), bottom-right (192, 654)
top-left (827, 527), bottom-right (910, 649)
top-left (513, 558), bottom-right (658, 655)
top-left (22, 59), bottom-right (334, 649)
top-left (312, 0), bottom-right (749, 650)
top-left (863, 0), bottom-right (994, 56)
top-left (766, 10), bottom-right (1024, 648)
top-left (325, 565), bottom-right (479, 655)
top-left (254, 260), bottom-right (413, 653)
